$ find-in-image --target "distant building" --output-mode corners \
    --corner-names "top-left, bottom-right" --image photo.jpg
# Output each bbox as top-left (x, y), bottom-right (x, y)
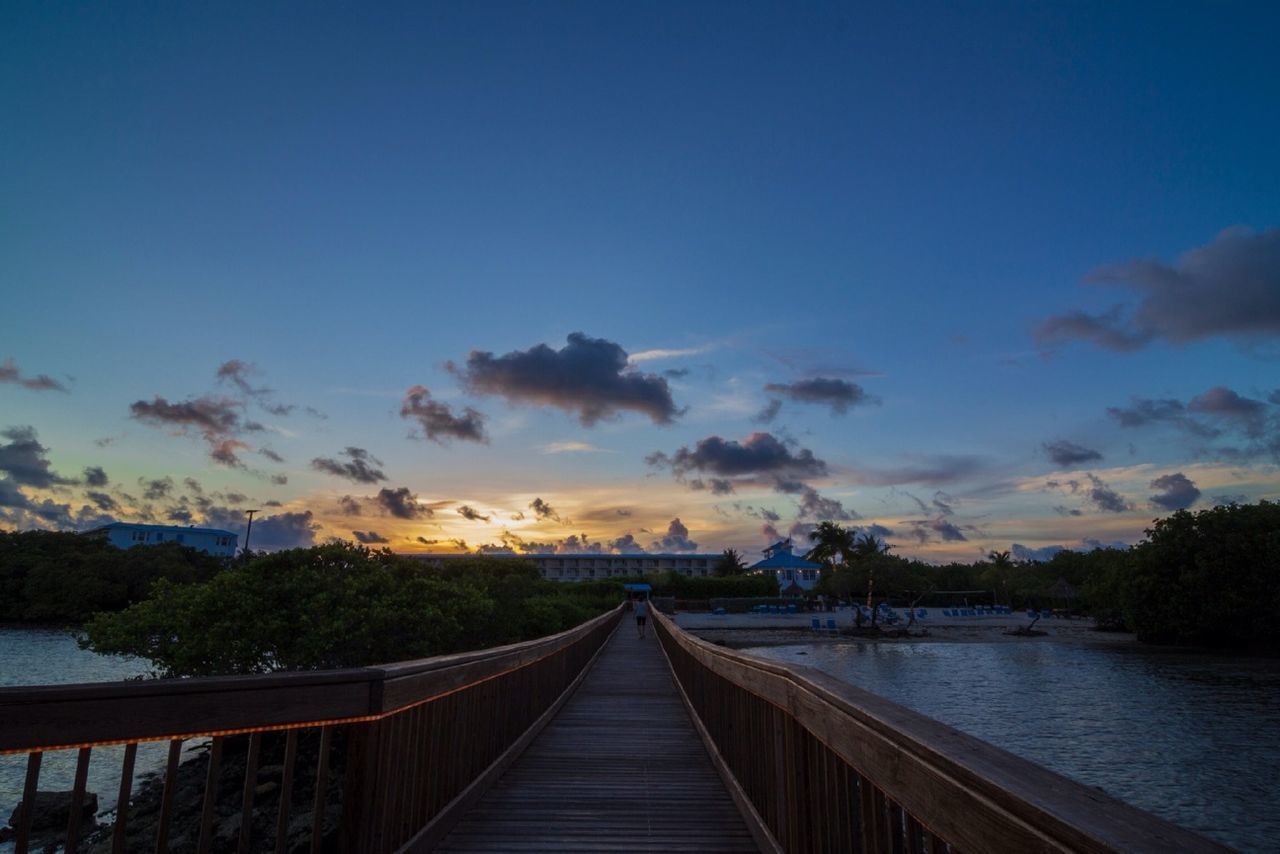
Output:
top-left (749, 539), bottom-right (821, 594)
top-left (85, 522), bottom-right (239, 557)
top-left (413, 552), bottom-right (723, 581)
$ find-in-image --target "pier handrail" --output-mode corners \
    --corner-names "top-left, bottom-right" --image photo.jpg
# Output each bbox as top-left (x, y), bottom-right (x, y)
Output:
top-left (652, 608), bottom-right (1227, 854)
top-left (1, 603), bottom-right (624, 853)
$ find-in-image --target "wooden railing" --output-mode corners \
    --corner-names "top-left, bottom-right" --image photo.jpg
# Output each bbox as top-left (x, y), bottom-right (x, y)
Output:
top-left (0, 604), bottom-right (622, 854)
top-left (651, 608), bottom-right (1228, 854)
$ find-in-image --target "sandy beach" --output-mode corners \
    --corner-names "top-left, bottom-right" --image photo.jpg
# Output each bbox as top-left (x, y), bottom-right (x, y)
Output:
top-left (673, 609), bottom-right (1138, 647)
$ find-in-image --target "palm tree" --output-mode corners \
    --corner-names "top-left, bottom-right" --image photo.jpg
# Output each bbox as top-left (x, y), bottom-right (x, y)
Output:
top-left (987, 550), bottom-right (1013, 606)
top-left (713, 548), bottom-right (747, 577)
top-left (853, 532), bottom-right (889, 559)
top-left (805, 521), bottom-right (855, 571)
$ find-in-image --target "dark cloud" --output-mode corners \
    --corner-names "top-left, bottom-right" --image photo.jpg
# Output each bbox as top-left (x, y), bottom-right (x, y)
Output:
top-left (85, 491), bottom-right (118, 512)
top-left (0, 477), bottom-right (31, 509)
top-left (83, 466), bottom-right (109, 487)
top-left (451, 333), bottom-right (679, 426)
top-left (457, 505), bottom-right (491, 523)
top-left (663, 368), bottom-right (690, 379)
top-left (337, 495), bottom-right (363, 516)
top-left (860, 523), bottom-right (895, 540)
top-left (263, 500), bottom-right (283, 507)
top-left (352, 530), bottom-right (390, 544)
top-left (853, 455), bottom-right (988, 487)
top-left (1188, 386), bottom-right (1267, 436)
top-left (1086, 474), bottom-right (1132, 513)
top-left (763, 378), bottom-right (875, 414)
top-left (246, 512), bottom-right (320, 550)
top-left (1212, 493), bottom-right (1248, 506)
top-left (1149, 473), bottom-right (1201, 511)
top-left (270, 474), bottom-right (288, 486)
top-left (167, 508), bottom-right (193, 523)
top-left (216, 360), bottom-right (269, 397)
top-left (1043, 440), bottom-right (1103, 467)
top-left (416, 537), bottom-right (440, 546)
top-left (907, 518), bottom-right (968, 544)
top-left (400, 386), bottom-right (487, 444)
top-left (183, 477), bottom-right (204, 494)
top-left (210, 440), bottom-right (250, 468)
top-left (753, 399), bottom-right (782, 424)
top-left (223, 492), bottom-right (248, 505)
top-left (311, 447), bottom-right (387, 484)
top-left (1053, 505), bottom-right (1083, 517)
top-left (0, 358), bottom-right (68, 392)
top-left (652, 432), bottom-right (827, 494)
top-left (1106, 396), bottom-right (1219, 438)
top-left (259, 448), bottom-right (285, 464)
top-left (608, 533), bottom-right (646, 553)
top-left (797, 487), bottom-right (858, 521)
top-left (376, 487), bottom-right (431, 520)
top-left (556, 534), bottom-right (605, 554)
top-left (130, 396), bottom-right (251, 466)
top-left (688, 478), bottom-right (736, 495)
top-left (529, 497), bottom-right (560, 522)
top-left (0, 427), bottom-right (73, 488)
top-left (651, 518), bottom-right (698, 552)
top-left (1037, 227), bottom-right (1280, 350)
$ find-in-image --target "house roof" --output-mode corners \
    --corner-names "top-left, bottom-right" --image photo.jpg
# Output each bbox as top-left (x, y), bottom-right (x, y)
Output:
top-left (86, 522), bottom-right (238, 537)
top-left (750, 551), bottom-right (821, 570)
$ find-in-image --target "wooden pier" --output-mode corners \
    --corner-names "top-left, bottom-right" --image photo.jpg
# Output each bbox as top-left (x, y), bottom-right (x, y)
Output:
top-left (437, 628), bottom-right (758, 852)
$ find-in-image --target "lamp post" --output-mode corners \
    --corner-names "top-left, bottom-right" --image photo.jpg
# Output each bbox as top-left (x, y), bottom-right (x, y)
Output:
top-left (242, 509), bottom-right (259, 559)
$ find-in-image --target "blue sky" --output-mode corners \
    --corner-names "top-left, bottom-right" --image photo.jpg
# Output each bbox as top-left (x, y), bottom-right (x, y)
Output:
top-left (3, 2), bottom-right (1279, 559)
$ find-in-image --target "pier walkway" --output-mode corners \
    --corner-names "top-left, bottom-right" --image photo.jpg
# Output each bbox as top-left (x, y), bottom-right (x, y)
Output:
top-left (436, 626), bottom-right (758, 853)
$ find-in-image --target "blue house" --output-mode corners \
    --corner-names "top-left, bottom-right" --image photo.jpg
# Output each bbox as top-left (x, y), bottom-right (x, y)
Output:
top-left (750, 539), bottom-right (822, 594)
top-left (85, 522), bottom-right (239, 557)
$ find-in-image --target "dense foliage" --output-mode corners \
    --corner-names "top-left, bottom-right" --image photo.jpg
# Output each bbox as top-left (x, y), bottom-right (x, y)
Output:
top-left (81, 544), bottom-right (620, 676)
top-left (0, 530), bottom-right (225, 623)
top-left (808, 502), bottom-right (1279, 651)
top-left (644, 571), bottom-right (779, 598)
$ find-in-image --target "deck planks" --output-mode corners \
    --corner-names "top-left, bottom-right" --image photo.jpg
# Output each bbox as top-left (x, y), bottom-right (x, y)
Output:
top-left (435, 625), bottom-right (760, 853)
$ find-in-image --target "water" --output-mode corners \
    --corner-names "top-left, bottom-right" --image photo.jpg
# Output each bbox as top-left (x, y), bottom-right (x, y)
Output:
top-left (0, 627), bottom-right (169, 843)
top-left (742, 638), bottom-right (1280, 852)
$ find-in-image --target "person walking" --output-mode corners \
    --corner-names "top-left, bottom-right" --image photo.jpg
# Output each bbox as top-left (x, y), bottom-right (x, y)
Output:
top-left (633, 595), bottom-right (649, 639)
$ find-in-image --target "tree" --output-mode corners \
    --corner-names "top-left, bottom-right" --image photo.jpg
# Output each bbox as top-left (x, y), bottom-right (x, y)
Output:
top-left (713, 548), bottom-right (748, 576)
top-left (805, 522), bottom-right (855, 571)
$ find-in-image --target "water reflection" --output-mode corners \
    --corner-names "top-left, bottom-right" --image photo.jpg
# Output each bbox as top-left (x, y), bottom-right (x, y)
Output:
top-left (743, 639), bottom-right (1280, 852)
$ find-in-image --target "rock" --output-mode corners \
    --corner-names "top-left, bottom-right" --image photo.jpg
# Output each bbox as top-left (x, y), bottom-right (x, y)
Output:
top-left (7, 790), bottom-right (99, 832)
top-left (257, 764), bottom-right (285, 779)
top-left (255, 782), bottom-right (279, 797)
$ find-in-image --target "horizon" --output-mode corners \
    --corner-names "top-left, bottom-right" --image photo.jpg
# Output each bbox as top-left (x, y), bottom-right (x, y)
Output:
top-left (3, 3), bottom-right (1279, 563)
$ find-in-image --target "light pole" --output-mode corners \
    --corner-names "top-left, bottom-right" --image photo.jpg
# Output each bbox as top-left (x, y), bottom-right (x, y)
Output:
top-left (242, 509), bottom-right (259, 559)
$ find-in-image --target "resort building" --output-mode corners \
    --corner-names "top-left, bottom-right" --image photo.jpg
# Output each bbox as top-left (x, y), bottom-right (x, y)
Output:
top-left (416, 553), bottom-right (723, 581)
top-left (749, 539), bottom-right (822, 594)
top-left (84, 522), bottom-right (239, 557)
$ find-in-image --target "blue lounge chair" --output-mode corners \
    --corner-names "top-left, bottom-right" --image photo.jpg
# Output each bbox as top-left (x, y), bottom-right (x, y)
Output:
top-left (826, 619), bottom-right (838, 633)
top-left (811, 617), bottom-right (821, 631)
top-left (917, 608), bottom-right (927, 619)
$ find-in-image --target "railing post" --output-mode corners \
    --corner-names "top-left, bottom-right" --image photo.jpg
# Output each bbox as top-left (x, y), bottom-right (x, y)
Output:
top-left (341, 720), bottom-right (385, 853)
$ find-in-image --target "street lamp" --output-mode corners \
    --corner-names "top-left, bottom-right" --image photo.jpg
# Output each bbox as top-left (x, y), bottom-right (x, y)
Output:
top-left (242, 509), bottom-right (260, 559)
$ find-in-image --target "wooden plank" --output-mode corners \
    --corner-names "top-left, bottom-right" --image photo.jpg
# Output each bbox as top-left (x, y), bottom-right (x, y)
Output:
top-left (154, 739), bottom-right (183, 853)
top-left (65, 747), bottom-right (92, 854)
top-left (435, 628), bottom-right (759, 853)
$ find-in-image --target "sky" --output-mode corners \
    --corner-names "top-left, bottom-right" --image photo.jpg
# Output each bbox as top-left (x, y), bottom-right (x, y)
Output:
top-left (2, 2), bottom-right (1279, 562)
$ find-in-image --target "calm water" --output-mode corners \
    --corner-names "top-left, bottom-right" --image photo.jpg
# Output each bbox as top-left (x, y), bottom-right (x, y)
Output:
top-left (0, 627), bottom-right (169, 843)
top-left (743, 638), bottom-right (1280, 852)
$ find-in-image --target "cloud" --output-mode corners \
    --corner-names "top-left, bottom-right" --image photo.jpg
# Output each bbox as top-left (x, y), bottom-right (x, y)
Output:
top-left (1212, 493), bottom-right (1248, 506)
top-left (907, 518), bottom-right (968, 544)
top-left (529, 497), bottom-right (561, 522)
top-left (79, 466), bottom-right (108, 487)
top-left (1187, 386), bottom-right (1268, 436)
top-left (129, 395), bottom-right (248, 466)
top-left (556, 534), bottom-right (605, 554)
top-left (85, 491), bottom-right (118, 512)
top-left (352, 530), bottom-right (390, 544)
top-left (608, 533), bottom-right (646, 553)
top-left (140, 477), bottom-right (175, 500)
top-left (797, 487), bottom-right (859, 521)
top-left (416, 537), bottom-right (439, 546)
top-left (763, 378), bottom-right (876, 414)
top-left (651, 432), bottom-right (827, 493)
top-left (311, 447), bottom-right (387, 484)
top-left (337, 495), bottom-right (363, 516)
top-left (1149, 472), bottom-right (1201, 511)
top-left (852, 455), bottom-right (989, 487)
top-left (1011, 543), bottom-right (1066, 562)
top-left (400, 386), bottom-right (487, 444)
top-left (628, 345), bottom-right (712, 363)
top-left (1086, 473), bottom-right (1132, 513)
top-left (752, 399), bottom-right (782, 424)
top-left (259, 448), bottom-right (285, 464)
top-left (0, 427), bottom-right (73, 488)
top-left (1037, 226), bottom-right (1280, 351)
top-left (650, 518), bottom-right (699, 552)
top-left (1043, 440), bottom-right (1103, 467)
top-left (540, 441), bottom-right (610, 454)
top-left (452, 333), bottom-right (679, 426)
top-left (376, 487), bottom-right (431, 520)
top-left (457, 505), bottom-right (491, 523)
top-left (245, 512), bottom-right (320, 550)
top-left (0, 358), bottom-right (68, 392)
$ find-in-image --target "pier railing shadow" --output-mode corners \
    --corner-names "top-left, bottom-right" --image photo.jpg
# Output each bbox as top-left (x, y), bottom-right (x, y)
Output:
top-left (0, 603), bottom-right (622, 854)
top-left (650, 607), bottom-right (1227, 854)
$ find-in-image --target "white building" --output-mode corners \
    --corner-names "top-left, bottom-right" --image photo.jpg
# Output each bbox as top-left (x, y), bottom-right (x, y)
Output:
top-left (85, 522), bottom-right (239, 557)
top-left (749, 539), bottom-right (822, 594)
top-left (416, 553), bottom-right (723, 581)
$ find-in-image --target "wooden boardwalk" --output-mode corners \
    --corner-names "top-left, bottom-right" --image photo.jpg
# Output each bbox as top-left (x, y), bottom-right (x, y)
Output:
top-left (436, 624), bottom-right (760, 853)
